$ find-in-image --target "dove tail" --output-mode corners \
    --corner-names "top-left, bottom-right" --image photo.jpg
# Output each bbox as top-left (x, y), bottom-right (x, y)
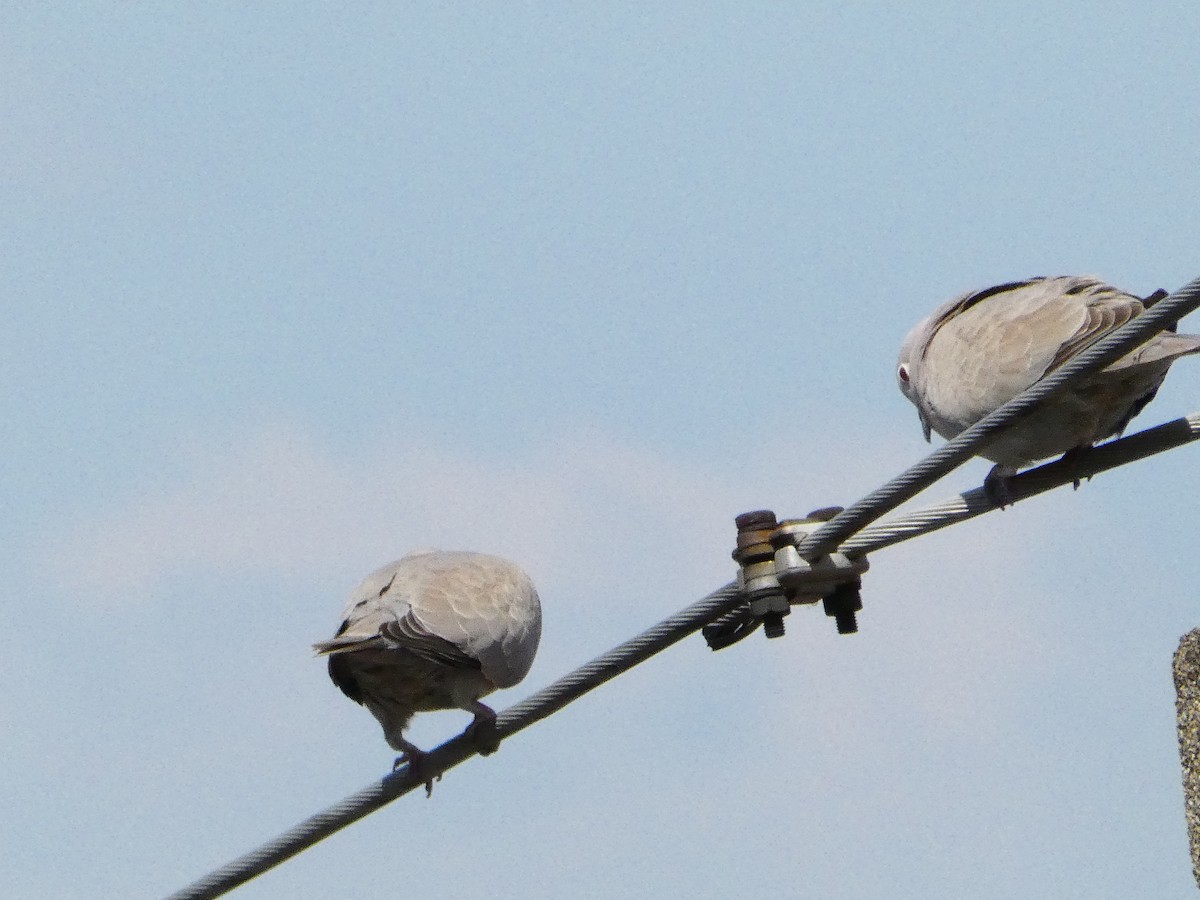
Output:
top-left (312, 634), bottom-right (384, 656)
top-left (1157, 333), bottom-right (1200, 358)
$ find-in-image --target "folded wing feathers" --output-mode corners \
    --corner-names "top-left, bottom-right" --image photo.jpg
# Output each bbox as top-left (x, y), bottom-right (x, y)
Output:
top-left (937, 275), bottom-right (1197, 380)
top-left (1049, 297), bottom-right (1131, 370)
top-left (953, 278), bottom-right (1040, 319)
top-left (314, 550), bottom-right (541, 690)
top-left (406, 555), bottom-right (541, 688)
top-left (379, 614), bottom-right (482, 670)
top-left (916, 279), bottom-right (1038, 363)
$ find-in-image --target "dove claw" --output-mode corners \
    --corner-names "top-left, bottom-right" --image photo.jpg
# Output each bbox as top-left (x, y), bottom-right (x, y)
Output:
top-left (984, 464), bottom-right (1018, 508)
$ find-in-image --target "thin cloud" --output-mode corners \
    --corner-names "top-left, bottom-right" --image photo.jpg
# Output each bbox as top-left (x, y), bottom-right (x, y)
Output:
top-left (44, 420), bottom-right (1063, 744)
top-left (45, 420), bottom-right (933, 607)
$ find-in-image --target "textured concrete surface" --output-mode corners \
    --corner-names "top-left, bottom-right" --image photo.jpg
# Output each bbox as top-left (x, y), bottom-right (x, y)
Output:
top-left (1173, 629), bottom-right (1200, 890)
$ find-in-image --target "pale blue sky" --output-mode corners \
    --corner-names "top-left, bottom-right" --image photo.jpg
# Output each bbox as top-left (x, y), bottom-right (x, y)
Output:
top-left (4, 4), bottom-right (1200, 898)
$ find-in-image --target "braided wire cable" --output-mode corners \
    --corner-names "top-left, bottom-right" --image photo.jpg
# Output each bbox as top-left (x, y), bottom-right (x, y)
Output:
top-left (167, 278), bottom-right (1200, 898)
top-left (704, 410), bottom-right (1200, 649)
top-left (796, 275), bottom-right (1200, 559)
top-left (165, 582), bottom-right (743, 900)
top-left (702, 276), bottom-right (1200, 645)
top-left (841, 411), bottom-right (1200, 556)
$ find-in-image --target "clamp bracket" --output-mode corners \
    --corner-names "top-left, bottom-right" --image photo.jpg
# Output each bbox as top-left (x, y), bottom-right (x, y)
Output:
top-left (721, 507), bottom-right (869, 643)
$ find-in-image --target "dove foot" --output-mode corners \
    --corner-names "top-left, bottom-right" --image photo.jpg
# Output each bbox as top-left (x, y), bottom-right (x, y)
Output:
top-left (1058, 446), bottom-right (1092, 490)
top-left (983, 464), bottom-right (1018, 508)
top-left (465, 702), bottom-right (501, 756)
top-left (393, 741), bottom-right (439, 797)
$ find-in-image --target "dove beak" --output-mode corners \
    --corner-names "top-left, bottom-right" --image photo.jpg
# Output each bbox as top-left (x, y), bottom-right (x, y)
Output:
top-left (918, 411), bottom-right (932, 443)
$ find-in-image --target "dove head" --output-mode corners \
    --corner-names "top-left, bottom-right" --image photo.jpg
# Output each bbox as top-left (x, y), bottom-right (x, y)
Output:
top-left (896, 315), bottom-right (935, 441)
top-left (896, 316), bottom-right (931, 402)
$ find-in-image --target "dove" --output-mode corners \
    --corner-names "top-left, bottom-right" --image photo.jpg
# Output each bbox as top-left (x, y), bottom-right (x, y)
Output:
top-left (897, 275), bottom-right (1200, 502)
top-left (315, 549), bottom-right (542, 782)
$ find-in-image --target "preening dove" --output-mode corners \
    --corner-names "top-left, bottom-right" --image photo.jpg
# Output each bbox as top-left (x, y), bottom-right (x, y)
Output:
top-left (315, 549), bottom-right (542, 778)
top-left (897, 275), bottom-right (1200, 499)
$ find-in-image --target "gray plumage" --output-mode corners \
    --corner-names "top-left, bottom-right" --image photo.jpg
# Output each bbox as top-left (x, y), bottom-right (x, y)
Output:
top-left (315, 549), bottom-right (542, 762)
top-left (897, 275), bottom-right (1200, 478)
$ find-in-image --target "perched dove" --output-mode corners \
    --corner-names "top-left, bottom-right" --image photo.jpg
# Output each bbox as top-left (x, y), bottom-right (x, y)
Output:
top-left (897, 275), bottom-right (1200, 499)
top-left (315, 549), bottom-right (542, 775)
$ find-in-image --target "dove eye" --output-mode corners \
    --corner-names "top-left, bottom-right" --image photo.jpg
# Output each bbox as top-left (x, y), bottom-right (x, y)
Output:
top-left (898, 364), bottom-right (911, 384)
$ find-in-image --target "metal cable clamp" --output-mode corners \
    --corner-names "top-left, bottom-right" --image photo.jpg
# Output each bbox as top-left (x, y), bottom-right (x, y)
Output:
top-left (706, 507), bottom-right (869, 648)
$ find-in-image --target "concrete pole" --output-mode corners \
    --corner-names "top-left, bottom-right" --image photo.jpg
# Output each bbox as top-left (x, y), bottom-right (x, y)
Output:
top-left (1173, 628), bottom-right (1200, 889)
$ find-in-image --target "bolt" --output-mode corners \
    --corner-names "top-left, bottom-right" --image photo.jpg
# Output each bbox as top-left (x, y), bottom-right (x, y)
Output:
top-left (823, 578), bottom-right (863, 635)
top-left (735, 509), bottom-right (778, 530)
top-left (834, 609), bottom-right (858, 635)
top-left (762, 611), bottom-right (786, 639)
